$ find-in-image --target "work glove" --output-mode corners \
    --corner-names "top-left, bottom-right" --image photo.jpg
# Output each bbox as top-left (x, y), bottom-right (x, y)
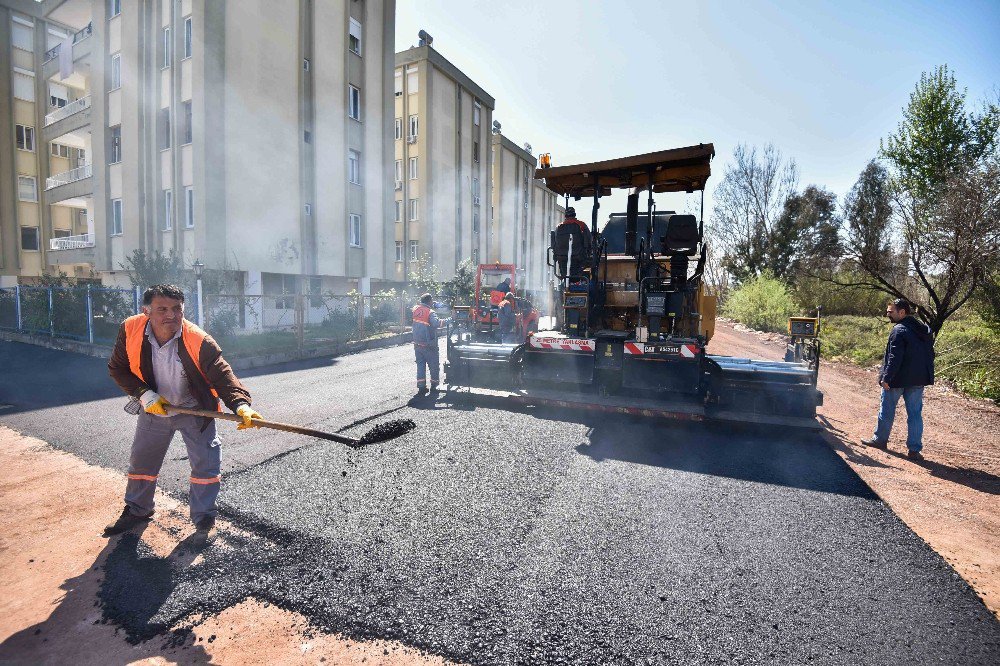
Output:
top-left (236, 404), bottom-right (263, 430)
top-left (139, 390), bottom-right (170, 416)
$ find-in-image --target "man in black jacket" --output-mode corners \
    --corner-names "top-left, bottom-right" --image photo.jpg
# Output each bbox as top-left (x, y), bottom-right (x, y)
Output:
top-left (862, 299), bottom-right (935, 460)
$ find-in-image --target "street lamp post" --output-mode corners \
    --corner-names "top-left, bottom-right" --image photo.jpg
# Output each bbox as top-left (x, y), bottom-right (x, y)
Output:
top-left (193, 259), bottom-right (204, 328)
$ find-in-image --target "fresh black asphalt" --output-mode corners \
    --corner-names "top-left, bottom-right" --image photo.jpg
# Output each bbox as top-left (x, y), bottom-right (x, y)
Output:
top-left (1, 339), bottom-right (998, 664)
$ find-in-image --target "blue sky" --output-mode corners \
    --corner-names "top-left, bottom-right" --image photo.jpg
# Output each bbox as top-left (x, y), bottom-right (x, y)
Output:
top-left (396, 0), bottom-right (999, 218)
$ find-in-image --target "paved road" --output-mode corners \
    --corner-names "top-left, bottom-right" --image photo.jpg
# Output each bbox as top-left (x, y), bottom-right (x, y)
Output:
top-left (2, 339), bottom-right (998, 664)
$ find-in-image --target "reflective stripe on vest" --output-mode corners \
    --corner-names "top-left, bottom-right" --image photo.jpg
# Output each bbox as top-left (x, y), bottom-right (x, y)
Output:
top-left (412, 304), bottom-right (431, 326)
top-left (123, 314), bottom-right (220, 409)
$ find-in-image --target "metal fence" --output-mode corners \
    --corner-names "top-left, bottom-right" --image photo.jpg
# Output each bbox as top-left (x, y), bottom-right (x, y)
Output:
top-left (0, 285), bottom-right (418, 354)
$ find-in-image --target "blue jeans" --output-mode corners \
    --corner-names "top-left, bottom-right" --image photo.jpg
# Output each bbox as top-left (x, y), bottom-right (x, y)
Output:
top-left (873, 386), bottom-right (924, 451)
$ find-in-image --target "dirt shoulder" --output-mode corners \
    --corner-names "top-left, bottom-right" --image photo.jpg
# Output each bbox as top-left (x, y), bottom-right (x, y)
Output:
top-left (710, 319), bottom-right (1000, 618)
top-left (0, 427), bottom-right (454, 665)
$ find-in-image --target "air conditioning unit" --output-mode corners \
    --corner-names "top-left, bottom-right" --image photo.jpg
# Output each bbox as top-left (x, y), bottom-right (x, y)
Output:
top-left (394, 180), bottom-right (403, 191)
top-left (407, 135), bottom-right (417, 144)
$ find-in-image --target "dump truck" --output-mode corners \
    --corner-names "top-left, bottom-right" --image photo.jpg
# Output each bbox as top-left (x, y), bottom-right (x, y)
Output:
top-left (445, 144), bottom-right (822, 428)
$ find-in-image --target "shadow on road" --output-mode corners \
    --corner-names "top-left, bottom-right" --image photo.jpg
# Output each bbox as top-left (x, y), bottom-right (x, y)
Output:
top-left (0, 523), bottom-right (213, 662)
top-left (576, 415), bottom-right (876, 498)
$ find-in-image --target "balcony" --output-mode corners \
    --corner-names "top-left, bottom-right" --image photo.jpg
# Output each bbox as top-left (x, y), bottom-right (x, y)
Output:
top-left (45, 164), bottom-right (93, 203)
top-left (43, 22), bottom-right (93, 63)
top-left (47, 232), bottom-right (96, 266)
top-left (49, 233), bottom-right (94, 251)
top-left (43, 95), bottom-right (92, 142)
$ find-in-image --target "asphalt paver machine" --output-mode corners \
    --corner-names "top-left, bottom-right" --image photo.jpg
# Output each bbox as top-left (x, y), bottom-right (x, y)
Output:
top-left (446, 144), bottom-right (823, 428)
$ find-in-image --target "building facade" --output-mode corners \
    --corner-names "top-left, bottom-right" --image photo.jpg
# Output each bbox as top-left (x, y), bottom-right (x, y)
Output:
top-left (393, 40), bottom-right (494, 283)
top-left (489, 132), bottom-right (563, 295)
top-left (1, 0), bottom-right (396, 299)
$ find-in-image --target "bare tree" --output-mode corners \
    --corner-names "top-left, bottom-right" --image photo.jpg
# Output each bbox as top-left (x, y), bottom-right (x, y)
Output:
top-left (709, 143), bottom-right (798, 283)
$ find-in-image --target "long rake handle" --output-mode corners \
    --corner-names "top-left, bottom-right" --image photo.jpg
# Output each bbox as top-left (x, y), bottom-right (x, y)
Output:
top-left (165, 405), bottom-right (359, 445)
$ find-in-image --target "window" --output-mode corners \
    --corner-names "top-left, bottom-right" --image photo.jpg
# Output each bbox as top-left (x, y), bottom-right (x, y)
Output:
top-left (409, 240), bottom-right (418, 261)
top-left (473, 178), bottom-right (480, 196)
top-left (162, 27), bottom-right (171, 68)
top-left (12, 18), bottom-right (33, 51)
top-left (263, 273), bottom-right (296, 309)
top-left (348, 18), bottom-right (361, 55)
top-left (394, 200), bottom-right (402, 223)
top-left (159, 108), bottom-right (171, 149)
top-left (473, 209), bottom-right (480, 232)
top-left (349, 214), bottom-right (362, 247)
top-left (51, 143), bottom-right (71, 158)
top-left (109, 126), bottom-right (122, 163)
top-left (303, 58), bottom-right (310, 71)
top-left (18, 176), bottom-right (37, 202)
top-left (395, 241), bottom-right (403, 262)
top-left (54, 229), bottom-right (72, 239)
top-left (109, 0), bottom-right (121, 18)
top-left (15, 125), bottom-right (35, 152)
top-left (77, 148), bottom-right (86, 161)
top-left (408, 198), bottom-right (418, 221)
top-left (184, 187), bottom-right (193, 228)
top-left (13, 69), bottom-right (34, 102)
top-left (21, 227), bottom-right (40, 252)
top-left (304, 203), bottom-right (312, 215)
top-left (182, 101), bottom-right (192, 144)
top-left (49, 83), bottom-right (69, 108)
top-left (473, 248), bottom-right (479, 264)
top-left (111, 198), bottom-right (123, 235)
top-left (394, 118), bottom-right (402, 140)
top-left (110, 53), bottom-right (121, 89)
top-left (163, 190), bottom-right (173, 230)
top-left (473, 101), bottom-right (481, 126)
top-left (348, 150), bottom-right (360, 184)
top-left (183, 16), bottom-right (192, 58)
top-left (408, 114), bottom-right (418, 138)
top-left (409, 157), bottom-right (418, 180)
top-left (394, 160), bottom-right (402, 183)
top-left (348, 85), bottom-right (360, 120)
top-left (309, 277), bottom-right (323, 308)
top-left (394, 71), bottom-right (402, 97)
top-left (304, 130), bottom-right (312, 144)
top-left (406, 67), bottom-right (418, 94)
top-left (473, 140), bottom-right (480, 163)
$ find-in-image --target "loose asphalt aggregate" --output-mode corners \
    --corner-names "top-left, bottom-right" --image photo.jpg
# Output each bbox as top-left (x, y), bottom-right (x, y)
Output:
top-left (2, 338), bottom-right (999, 664)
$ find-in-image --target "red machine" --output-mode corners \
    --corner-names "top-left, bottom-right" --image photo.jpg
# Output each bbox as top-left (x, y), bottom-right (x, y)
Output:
top-left (461, 263), bottom-right (540, 343)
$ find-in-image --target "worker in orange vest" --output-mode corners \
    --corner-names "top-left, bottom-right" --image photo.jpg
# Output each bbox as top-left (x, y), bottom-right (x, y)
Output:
top-left (497, 292), bottom-right (518, 343)
top-left (412, 292), bottom-right (443, 395)
top-left (106, 283), bottom-right (262, 545)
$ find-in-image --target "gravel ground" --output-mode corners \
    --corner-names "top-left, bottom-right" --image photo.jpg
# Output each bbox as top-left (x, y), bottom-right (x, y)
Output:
top-left (2, 337), bottom-right (999, 664)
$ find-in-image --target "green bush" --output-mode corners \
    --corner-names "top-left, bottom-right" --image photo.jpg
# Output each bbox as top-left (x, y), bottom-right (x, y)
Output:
top-left (791, 274), bottom-right (887, 316)
top-left (819, 313), bottom-right (1000, 404)
top-left (722, 272), bottom-right (798, 333)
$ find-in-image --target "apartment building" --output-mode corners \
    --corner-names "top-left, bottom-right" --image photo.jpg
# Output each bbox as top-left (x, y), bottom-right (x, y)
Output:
top-left (489, 131), bottom-right (563, 295)
top-left (1, 0), bottom-right (396, 300)
top-left (393, 37), bottom-right (494, 283)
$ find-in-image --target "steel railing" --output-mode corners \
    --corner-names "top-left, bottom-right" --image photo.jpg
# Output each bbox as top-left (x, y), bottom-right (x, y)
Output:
top-left (45, 163), bottom-right (92, 190)
top-left (43, 22), bottom-right (93, 63)
top-left (49, 233), bottom-right (95, 251)
top-left (44, 95), bottom-right (91, 126)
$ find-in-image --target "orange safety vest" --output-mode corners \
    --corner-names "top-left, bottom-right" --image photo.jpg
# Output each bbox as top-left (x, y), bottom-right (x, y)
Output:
top-left (412, 304), bottom-right (432, 326)
top-left (123, 314), bottom-right (220, 409)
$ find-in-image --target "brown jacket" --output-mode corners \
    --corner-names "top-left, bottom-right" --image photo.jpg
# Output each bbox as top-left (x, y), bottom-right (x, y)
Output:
top-left (108, 314), bottom-right (252, 414)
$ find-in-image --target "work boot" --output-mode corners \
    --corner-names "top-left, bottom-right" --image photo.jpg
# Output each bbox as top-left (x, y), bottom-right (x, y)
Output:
top-left (430, 383), bottom-right (440, 393)
top-left (191, 516), bottom-right (217, 546)
top-left (103, 505), bottom-right (152, 536)
top-left (861, 437), bottom-right (887, 449)
top-left (415, 386), bottom-right (429, 397)
top-left (907, 450), bottom-right (924, 462)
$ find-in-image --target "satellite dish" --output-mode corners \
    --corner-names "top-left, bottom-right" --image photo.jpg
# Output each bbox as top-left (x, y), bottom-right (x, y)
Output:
top-left (523, 143), bottom-right (532, 154)
top-left (492, 120), bottom-right (501, 134)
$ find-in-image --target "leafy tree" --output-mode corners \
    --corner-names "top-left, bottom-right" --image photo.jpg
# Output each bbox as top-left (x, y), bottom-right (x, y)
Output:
top-left (441, 259), bottom-right (476, 304)
top-left (120, 249), bottom-right (189, 291)
top-left (710, 143), bottom-right (798, 283)
top-left (881, 65), bottom-right (999, 201)
top-left (835, 67), bottom-right (1000, 336)
top-left (769, 185), bottom-right (841, 278)
top-left (407, 253), bottom-right (442, 299)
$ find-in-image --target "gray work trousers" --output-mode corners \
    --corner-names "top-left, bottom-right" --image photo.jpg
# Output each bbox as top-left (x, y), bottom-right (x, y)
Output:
top-left (125, 412), bottom-right (222, 524)
top-left (414, 343), bottom-right (439, 386)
